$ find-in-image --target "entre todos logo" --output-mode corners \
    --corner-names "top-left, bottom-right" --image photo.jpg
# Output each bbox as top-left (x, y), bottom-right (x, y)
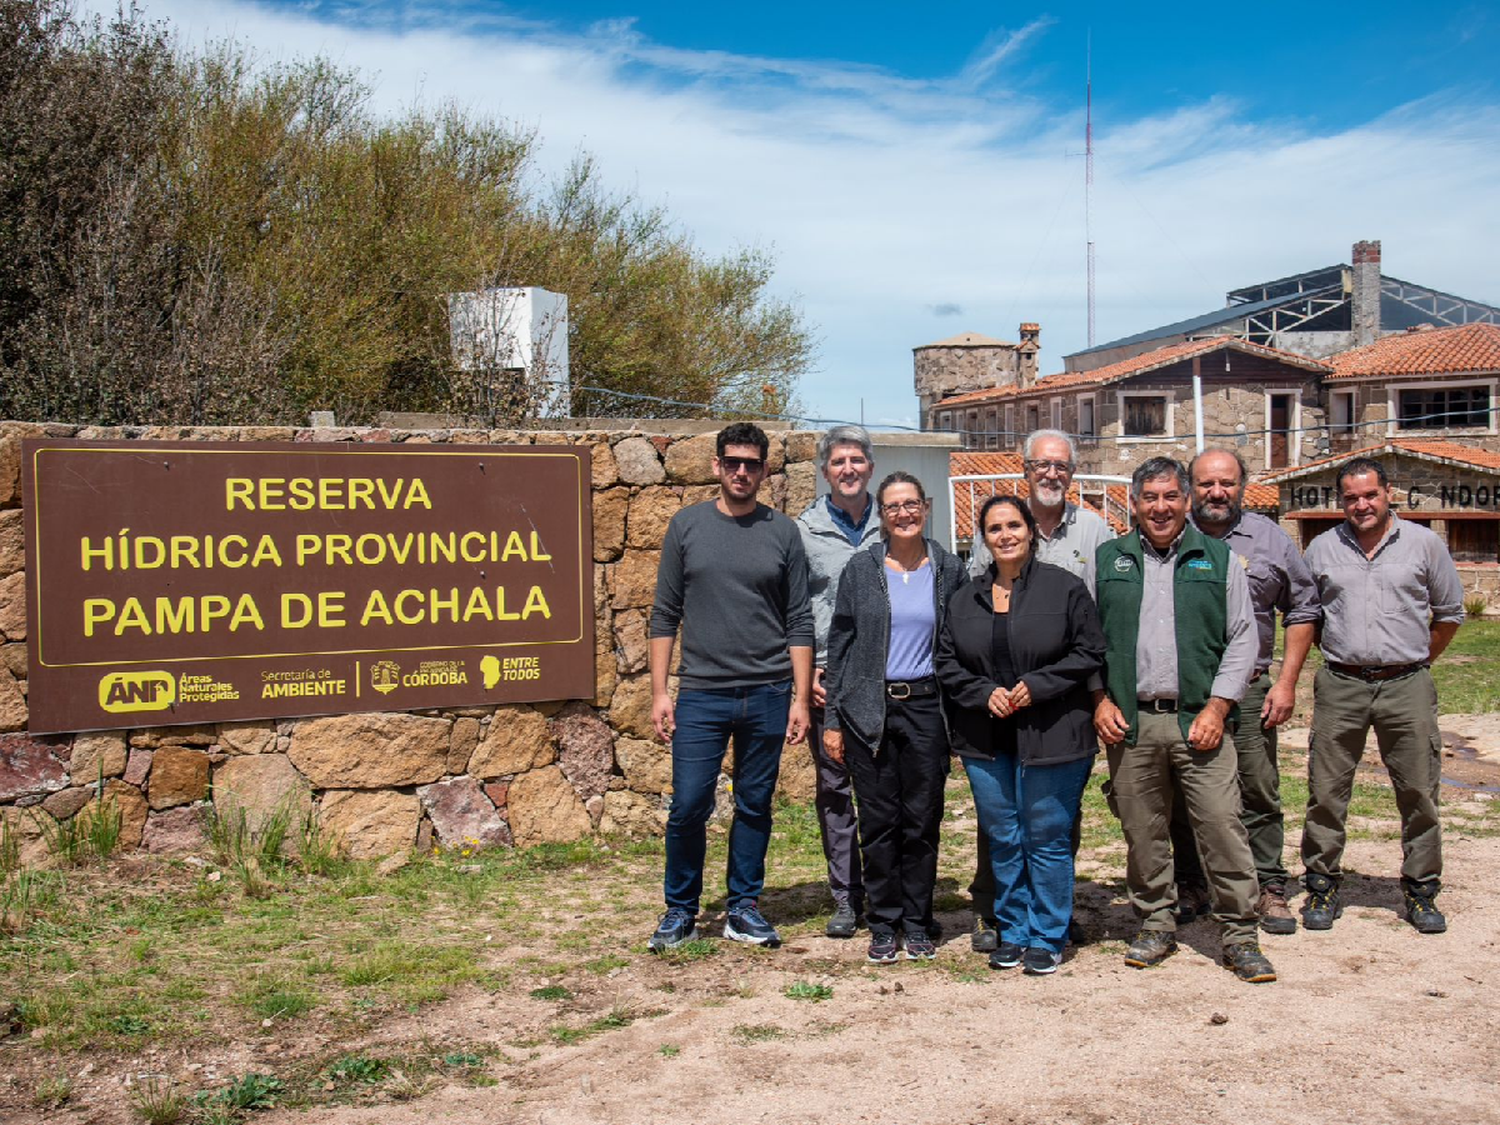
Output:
top-left (98, 671), bottom-right (176, 714)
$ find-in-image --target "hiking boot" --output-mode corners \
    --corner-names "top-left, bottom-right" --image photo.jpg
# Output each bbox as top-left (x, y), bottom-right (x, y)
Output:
top-left (826, 901), bottom-right (859, 939)
top-left (1022, 947), bottom-right (1062, 976)
top-left (648, 907), bottom-right (700, 953)
top-left (723, 902), bottom-right (781, 947)
top-left (971, 915), bottom-right (999, 953)
top-left (1258, 884), bottom-right (1297, 935)
top-left (1123, 930), bottom-right (1178, 968)
top-left (1173, 881), bottom-right (1211, 925)
top-left (1301, 874), bottom-right (1342, 931)
top-left (1404, 887), bottom-right (1447, 935)
top-left (867, 931), bottom-right (899, 964)
top-left (988, 941), bottom-right (1024, 970)
top-left (1223, 941), bottom-right (1277, 983)
top-left (903, 931), bottom-right (937, 961)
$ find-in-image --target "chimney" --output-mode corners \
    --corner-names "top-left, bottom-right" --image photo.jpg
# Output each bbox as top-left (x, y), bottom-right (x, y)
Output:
top-left (1351, 240), bottom-right (1380, 347)
top-left (1017, 322), bottom-right (1041, 388)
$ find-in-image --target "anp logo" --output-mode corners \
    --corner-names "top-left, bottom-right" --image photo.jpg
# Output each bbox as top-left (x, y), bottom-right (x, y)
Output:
top-left (98, 671), bottom-right (176, 714)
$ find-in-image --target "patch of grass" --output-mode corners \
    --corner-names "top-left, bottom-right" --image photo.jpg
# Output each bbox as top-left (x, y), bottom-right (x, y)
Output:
top-left (730, 1022), bottom-right (785, 1044)
top-left (33, 1074), bottom-right (72, 1108)
top-left (550, 1006), bottom-right (636, 1046)
top-left (128, 1074), bottom-right (184, 1125)
top-left (1431, 620), bottom-right (1500, 713)
top-left (584, 953), bottom-right (629, 974)
top-left (197, 1072), bottom-right (285, 1112)
top-left (655, 938), bottom-right (718, 963)
top-left (441, 1052), bottom-right (484, 1068)
top-left (325, 1054), bottom-right (389, 1085)
top-left (241, 974), bottom-right (316, 1022)
top-left (529, 985), bottom-right (572, 1001)
top-left (657, 1043), bottom-right (680, 1058)
top-left (783, 980), bottom-right (833, 1002)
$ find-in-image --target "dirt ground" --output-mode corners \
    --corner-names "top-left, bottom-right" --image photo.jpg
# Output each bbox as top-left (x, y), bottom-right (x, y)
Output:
top-left (6, 721), bottom-right (1500, 1125)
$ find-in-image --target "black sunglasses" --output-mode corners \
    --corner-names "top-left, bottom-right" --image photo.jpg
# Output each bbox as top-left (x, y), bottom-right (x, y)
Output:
top-left (720, 456), bottom-right (765, 473)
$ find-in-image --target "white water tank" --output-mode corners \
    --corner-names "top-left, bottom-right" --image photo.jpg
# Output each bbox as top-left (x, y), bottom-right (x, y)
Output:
top-left (448, 287), bottom-right (570, 417)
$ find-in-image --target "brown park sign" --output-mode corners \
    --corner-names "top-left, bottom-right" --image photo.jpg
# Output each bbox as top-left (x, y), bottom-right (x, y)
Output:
top-left (21, 439), bottom-right (594, 733)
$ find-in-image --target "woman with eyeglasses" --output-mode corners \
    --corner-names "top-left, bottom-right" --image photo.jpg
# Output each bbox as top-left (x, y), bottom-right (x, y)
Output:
top-left (823, 472), bottom-right (966, 964)
top-left (935, 495), bottom-right (1106, 975)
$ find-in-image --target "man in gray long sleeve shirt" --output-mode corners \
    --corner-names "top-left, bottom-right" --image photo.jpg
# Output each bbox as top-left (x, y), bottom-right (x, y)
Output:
top-left (1170, 449), bottom-right (1323, 935)
top-left (1299, 456), bottom-right (1464, 935)
top-left (646, 422), bottom-right (814, 953)
top-left (1093, 457), bottom-right (1275, 984)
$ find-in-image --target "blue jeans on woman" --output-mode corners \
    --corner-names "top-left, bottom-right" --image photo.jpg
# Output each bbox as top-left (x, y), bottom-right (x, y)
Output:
top-left (963, 752), bottom-right (1094, 954)
top-left (664, 681), bottom-right (791, 913)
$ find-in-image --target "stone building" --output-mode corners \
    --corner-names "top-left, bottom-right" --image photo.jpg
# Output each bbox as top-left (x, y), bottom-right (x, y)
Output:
top-left (928, 337), bottom-right (1332, 478)
top-left (913, 324), bottom-right (1039, 430)
top-left (1262, 440), bottom-right (1500, 602)
top-left (1322, 321), bottom-right (1500, 458)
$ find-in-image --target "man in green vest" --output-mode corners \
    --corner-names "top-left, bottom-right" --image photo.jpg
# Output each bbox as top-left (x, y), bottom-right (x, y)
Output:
top-left (1093, 457), bottom-right (1277, 983)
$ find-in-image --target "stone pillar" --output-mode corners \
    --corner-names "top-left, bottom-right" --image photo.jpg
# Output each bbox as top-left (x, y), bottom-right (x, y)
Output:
top-left (1352, 240), bottom-right (1381, 347)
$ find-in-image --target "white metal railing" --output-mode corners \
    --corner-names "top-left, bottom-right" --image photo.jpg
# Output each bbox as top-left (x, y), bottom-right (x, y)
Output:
top-left (947, 473), bottom-right (1135, 555)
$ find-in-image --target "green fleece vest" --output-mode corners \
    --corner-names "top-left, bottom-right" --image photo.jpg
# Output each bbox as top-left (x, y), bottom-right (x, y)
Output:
top-left (1095, 524), bottom-right (1239, 745)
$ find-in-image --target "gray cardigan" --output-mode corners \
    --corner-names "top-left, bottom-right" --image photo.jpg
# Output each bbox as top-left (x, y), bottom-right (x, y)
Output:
top-left (824, 538), bottom-right (967, 749)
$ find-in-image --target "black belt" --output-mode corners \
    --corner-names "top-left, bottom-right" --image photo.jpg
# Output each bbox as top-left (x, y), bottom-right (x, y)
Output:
top-left (1138, 698), bottom-right (1177, 713)
top-left (1327, 661), bottom-right (1425, 682)
top-left (886, 678), bottom-right (938, 700)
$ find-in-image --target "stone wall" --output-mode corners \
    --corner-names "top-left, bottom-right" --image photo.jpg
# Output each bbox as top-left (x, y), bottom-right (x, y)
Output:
top-left (0, 421), bottom-right (823, 862)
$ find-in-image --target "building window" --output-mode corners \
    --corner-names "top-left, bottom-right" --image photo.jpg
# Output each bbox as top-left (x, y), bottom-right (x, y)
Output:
top-left (1003, 405), bottom-right (1015, 449)
top-left (1398, 385), bottom-right (1491, 430)
top-left (1050, 398), bottom-right (1063, 429)
top-left (1025, 403), bottom-right (1040, 433)
top-left (1121, 393), bottom-right (1170, 437)
top-left (1330, 391), bottom-right (1355, 434)
top-left (1078, 395), bottom-right (1097, 441)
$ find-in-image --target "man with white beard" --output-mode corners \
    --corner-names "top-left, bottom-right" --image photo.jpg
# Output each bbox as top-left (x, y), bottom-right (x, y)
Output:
top-left (965, 429), bottom-right (1112, 951)
top-left (967, 430), bottom-right (1111, 595)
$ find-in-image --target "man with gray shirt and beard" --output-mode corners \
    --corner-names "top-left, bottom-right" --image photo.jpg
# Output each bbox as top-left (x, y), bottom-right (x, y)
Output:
top-left (796, 425), bottom-right (881, 938)
top-left (648, 422), bottom-right (814, 952)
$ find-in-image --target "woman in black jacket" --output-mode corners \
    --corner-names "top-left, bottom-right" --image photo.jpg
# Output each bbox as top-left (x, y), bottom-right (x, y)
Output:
top-left (824, 472), bottom-right (966, 965)
top-left (935, 495), bottom-right (1106, 975)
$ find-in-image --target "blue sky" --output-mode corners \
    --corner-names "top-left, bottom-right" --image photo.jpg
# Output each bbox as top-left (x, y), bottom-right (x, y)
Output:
top-left (94, 1), bottom-right (1500, 428)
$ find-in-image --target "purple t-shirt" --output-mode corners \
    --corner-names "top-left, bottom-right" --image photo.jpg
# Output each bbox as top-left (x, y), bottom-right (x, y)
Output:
top-left (885, 563), bottom-right (936, 681)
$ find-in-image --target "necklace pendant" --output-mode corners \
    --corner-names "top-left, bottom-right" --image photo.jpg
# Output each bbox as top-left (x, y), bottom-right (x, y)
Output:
top-left (901, 570), bottom-right (910, 584)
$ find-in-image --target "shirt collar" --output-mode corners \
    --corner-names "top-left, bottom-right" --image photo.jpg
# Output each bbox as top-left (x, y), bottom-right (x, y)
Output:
top-left (1035, 502), bottom-right (1077, 543)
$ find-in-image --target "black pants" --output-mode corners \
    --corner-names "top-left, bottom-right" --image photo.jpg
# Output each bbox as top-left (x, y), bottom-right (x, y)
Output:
top-left (845, 692), bottom-right (948, 936)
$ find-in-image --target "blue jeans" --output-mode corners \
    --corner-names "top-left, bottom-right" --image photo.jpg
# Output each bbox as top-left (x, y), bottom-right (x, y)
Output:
top-left (664, 681), bottom-right (791, 912)
top-left (964, 753), bottom-right (1094, 953)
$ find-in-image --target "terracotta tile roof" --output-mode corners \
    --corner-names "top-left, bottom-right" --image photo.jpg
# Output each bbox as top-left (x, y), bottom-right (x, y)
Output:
top-left (949, 452), bottom-right (1024, 477)
top-left (932, 337), bottom-right (1331, 411)
top-left (1328, 323), bottom-right (1500, 380)
top-left (916, 331), bottom-right (1014, 350)
top-left (1244, 483), bottom-right (1280, 509)
top-left (1260, 439), bottom-right (1500, 484)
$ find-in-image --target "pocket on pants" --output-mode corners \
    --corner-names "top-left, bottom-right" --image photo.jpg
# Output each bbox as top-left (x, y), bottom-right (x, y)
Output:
top-left (1100, 777), bottom-right (1120, 820)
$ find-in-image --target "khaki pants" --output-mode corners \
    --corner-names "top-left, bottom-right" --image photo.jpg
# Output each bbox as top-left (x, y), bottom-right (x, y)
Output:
top-left (1106, 710), bottom-right (1259, 944)
top-left (1300, 667), bottom-right (1443, 890)
top-left (1170, 674), bottom-right (1288, 888)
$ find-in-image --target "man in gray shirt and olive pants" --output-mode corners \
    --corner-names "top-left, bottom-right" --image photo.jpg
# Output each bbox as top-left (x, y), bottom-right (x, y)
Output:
top-left (1093, 458), bottom-right (1275, 983)
top-left (1300, 456), bottom-right (1464, 934)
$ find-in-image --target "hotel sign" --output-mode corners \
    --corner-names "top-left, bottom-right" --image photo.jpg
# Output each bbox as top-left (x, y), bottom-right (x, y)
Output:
top-left (22, 440), bottom-right (594, 733)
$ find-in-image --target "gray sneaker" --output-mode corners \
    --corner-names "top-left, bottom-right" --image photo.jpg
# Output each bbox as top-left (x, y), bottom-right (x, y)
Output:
top-left (971, 915), bottom-right (999, 953)
top-left (826, 901), bottom-right (859, 939)
top-left (648, 908), bottom-right (699, 953)
top-left (723, 902), bottom-right (781, 947)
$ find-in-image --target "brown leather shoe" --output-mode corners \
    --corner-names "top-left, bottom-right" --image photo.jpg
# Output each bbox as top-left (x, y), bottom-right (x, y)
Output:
top-left (1172, 882), bottom-right (1210, 925)
top-left (1257, 884), bottom-right (1296, 935)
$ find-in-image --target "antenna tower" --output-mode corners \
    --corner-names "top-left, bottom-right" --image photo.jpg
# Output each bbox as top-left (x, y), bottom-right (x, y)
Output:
top-left (1085, 33), bottom-right (1095, 348)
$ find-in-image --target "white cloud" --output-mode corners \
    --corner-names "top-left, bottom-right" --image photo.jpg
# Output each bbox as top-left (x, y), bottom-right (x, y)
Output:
top-left (83, 0), bottom-right (1500, 429)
